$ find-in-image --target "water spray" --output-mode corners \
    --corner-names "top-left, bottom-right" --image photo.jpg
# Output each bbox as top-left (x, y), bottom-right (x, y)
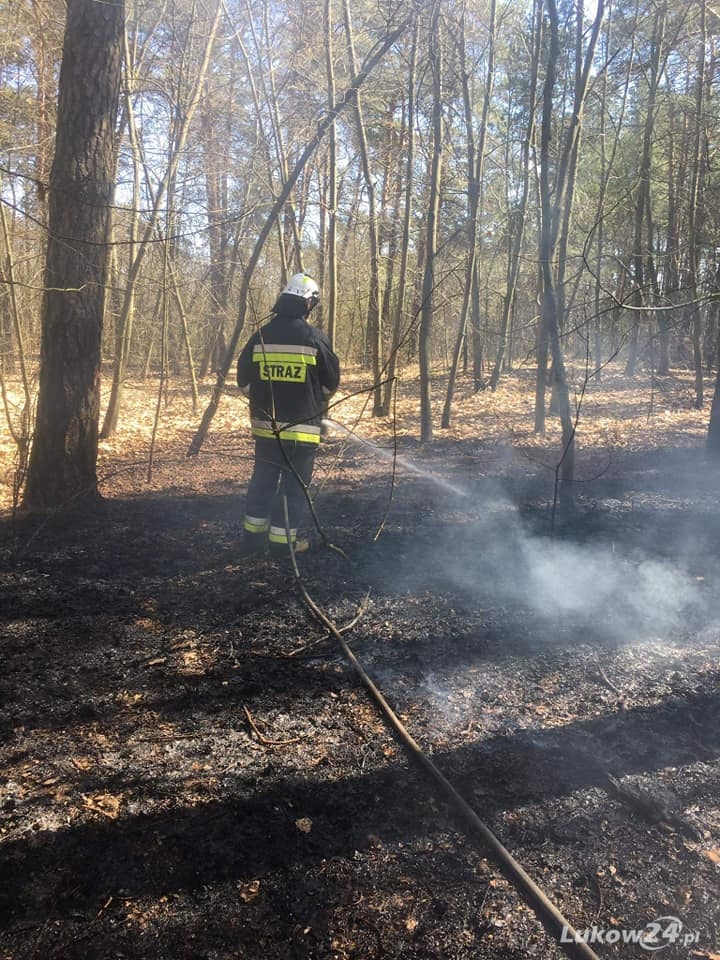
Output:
top-left (322, 417), bottom-right (469, 499)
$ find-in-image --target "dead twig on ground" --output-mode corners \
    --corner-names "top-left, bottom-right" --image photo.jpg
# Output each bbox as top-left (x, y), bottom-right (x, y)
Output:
top-left (243, 704), bottom-right (301, 746)
top-left (285, 589), bottom-right (372, 657)
top-left (595, 666), bottom-right (622, 694)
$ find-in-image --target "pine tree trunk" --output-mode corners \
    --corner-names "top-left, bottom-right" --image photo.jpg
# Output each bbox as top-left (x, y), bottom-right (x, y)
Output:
top-left (24, 0), bottom-right (124, 511)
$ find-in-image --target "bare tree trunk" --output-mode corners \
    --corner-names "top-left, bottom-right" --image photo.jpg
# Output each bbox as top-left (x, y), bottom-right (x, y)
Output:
top-left (534, 284), bottom-right (549, 434)
top-left (442, 0), bottom-right (495, 428)
top-left (490, 0), bottom-right (541, 392)
top-left (100, 21), bottom-right (141, 438)
top-left (591, 3), bottom-right (631, 382)
top-left (168, 264), bottom-right (200, 410)
top-left (199, 80), bottom-right (233, 378)
top-left (708, 290), bottom-right (720, 455)
top-left (535, 0), bottom-right (604, 470)
top-left (24, 0), bottom-right (124, 511)
top-left (625, 4), bottom-right (666, 377)
top-left (342, 0), bottom-right (383, 415)
top-left (323, 0), bottom-right (338, 350)
top-left (377, 102), bottom-right (405, 384)
top-left (28, 0), bottom-right (55, 212)
top-left (661, 99), bottom-right (681, 379)
top-left (688, 0), bottom-right (707, 409)
top-left (0, 187), bottom-right (34, 505)
top-left (0, 195), bottom-right (32, 417)
top-left (251, 0), bottom-right (302, 271)
top-left (537, 0), bottom-right (573, 507)
top-left (419, 1), bottom-right (443, 444)
top-left (549, 0), bottom-right (604, 413)
top-left (380, 17), bottom-right (419, 417)
top-left (470, 266), bottom-right (483, 392)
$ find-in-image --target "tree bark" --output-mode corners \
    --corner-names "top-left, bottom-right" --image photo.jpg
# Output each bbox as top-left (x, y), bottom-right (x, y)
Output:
top-left (490, 0), bottom-right (541, 392)
top-left (708, 358), bottom-right (720, 457)
top-left (688, 0), bottom-right (707, 409)
top-left (419, 1), bottom-right (443, 444)
top-left (24, 0), bottom-right (124, 511)
top-left (342, 0), bottom-right (383, 415)
top-left (323, 0), bottom-right (338, 350)
top-left (538, 0), bottom-right (573, 507)
top-left (380, 17), bottom-right (419, 417)
top-left (442, 0), bottom-right (495, 428)
top-left (625, 3), bottom-right (665, 377)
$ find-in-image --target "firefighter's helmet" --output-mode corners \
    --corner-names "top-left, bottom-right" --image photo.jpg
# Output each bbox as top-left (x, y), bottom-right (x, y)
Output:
top-left (282, 272), bottom-right (320, 313)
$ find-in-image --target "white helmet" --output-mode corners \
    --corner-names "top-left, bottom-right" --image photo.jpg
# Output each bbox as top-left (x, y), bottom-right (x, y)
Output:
top-left (282, 272), bottom-right (320, 311)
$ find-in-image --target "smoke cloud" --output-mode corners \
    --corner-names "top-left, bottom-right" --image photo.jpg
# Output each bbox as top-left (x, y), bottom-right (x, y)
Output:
top-left (374, 489), bottom-right (713, 646)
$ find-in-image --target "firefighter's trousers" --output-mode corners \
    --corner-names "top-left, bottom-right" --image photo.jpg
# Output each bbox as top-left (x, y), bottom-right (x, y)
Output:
top-left (243, 437), bottom-right (316, 555)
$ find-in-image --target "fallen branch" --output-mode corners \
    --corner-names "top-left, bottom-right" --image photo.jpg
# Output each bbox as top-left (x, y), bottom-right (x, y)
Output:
top-left (285, 589), bottom-right (372, 657)
top-left (243, 704), bottom-right (301, 747)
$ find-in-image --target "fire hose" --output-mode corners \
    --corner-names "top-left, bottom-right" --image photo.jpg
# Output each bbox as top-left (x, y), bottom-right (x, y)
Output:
top-left (283, 517), bottom-right (602, 960)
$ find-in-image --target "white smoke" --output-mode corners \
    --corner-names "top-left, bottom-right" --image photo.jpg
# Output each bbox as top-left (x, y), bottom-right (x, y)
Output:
top-left (512, 536), bottom-right (700, 630)
top-left (381, 495), bottom-right (710, 644)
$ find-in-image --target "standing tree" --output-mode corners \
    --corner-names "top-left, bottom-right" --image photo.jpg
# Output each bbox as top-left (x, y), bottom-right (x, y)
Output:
top-left (23, 0), bottom-right (124, 510)
top-left (323, 0), bottom-right (339, 350)
top-left (489, 0), bottom-right (541, 393)
top-left (418, 0), bottom-right (443, 444)
top-left (687, 0), bottom-right (708, 409)
top-left (535, 0), bottom-right (604, 508)
top-left (380, 16), bottom-right (419, 417)
top-left (623, 2), bottom-right (666, 378)
top-left (442, 0), bottom-right (497, 427)
top-left (342, 0), bottom-right (384, 416)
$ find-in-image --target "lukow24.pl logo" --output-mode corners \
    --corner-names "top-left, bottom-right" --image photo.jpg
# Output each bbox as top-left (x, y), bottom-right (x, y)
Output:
top-left (560, 915), bottom-right (701, 951)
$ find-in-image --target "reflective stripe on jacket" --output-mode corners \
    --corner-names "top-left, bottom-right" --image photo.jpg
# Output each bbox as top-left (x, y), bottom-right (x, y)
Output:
top-left (237, 314), bottom-right (340, 443)
top-left (250, 419), bottom-right (322, 445)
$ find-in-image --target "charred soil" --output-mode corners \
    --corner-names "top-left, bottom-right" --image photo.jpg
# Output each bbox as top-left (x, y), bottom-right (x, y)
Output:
top-left (1, 369), bottom-right (720, 959)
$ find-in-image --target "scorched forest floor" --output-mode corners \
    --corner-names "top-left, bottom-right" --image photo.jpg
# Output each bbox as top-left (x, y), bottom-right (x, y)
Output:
top-left (1, 367), bottom-right (719, 960)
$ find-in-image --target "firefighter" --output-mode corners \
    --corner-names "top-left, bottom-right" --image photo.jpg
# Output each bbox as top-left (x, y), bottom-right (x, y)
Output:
top-left (237, 272), bottom-right (340, 558)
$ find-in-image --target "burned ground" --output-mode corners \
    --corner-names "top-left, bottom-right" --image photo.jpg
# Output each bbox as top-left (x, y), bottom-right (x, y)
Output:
top-left (1, 370), bottom-right (720, 959)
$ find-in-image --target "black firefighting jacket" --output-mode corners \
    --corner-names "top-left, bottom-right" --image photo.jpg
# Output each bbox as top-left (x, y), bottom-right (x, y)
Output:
top-left (236, 313), bottom-right (340, 445)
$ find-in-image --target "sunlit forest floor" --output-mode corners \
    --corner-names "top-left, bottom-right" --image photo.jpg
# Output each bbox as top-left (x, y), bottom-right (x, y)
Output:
top-left (0, 360), bottom-right (712, 512)
top-left (1, 364), bottom-right (720, 959)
